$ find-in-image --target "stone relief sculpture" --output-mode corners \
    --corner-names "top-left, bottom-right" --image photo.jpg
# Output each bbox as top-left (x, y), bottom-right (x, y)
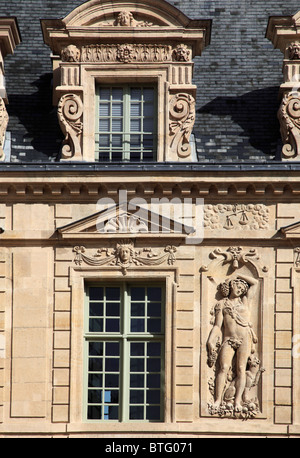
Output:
top-left (203, 247), bottom-right (265, 419)
top-left (74, 241), bottom-right (177, 275)
top-left (57, 93), bottom-right (83, 160)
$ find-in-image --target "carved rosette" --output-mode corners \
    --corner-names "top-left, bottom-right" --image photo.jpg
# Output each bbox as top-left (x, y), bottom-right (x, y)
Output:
top-left (0, 98), bottom-right (8, 160)
top-left (278, 92), bottom-right (300, 159)
top-left (169, 93), bottom-right (195, 159)
top-left (57, 93), bottom-right (83, 160)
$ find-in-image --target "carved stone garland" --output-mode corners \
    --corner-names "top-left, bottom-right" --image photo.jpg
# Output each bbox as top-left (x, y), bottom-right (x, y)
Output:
top-left (57, 94), bottom-right (83, 160)
top-left (74, 240), bottom-right (177, 275)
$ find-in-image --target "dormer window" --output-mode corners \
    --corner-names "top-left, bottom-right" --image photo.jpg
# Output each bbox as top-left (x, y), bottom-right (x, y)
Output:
top-left (41, 0), bottom-right (211, 162)
top-left (96, 84), bottom-right (157, 162)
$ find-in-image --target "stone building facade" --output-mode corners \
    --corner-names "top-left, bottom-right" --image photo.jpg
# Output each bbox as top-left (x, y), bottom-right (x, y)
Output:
top-left (0, 0), bottom-right (299, 438)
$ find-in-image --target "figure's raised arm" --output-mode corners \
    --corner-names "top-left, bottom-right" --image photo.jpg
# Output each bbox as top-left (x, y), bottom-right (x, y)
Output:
top-left (236, 273), bottom-right (258, 300)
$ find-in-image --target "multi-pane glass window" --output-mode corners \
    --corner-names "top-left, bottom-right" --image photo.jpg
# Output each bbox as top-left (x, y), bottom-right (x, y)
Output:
top-left (85, 284), bottom-right (165, 422)
top-left (95, 85), bottom-right (157, 162)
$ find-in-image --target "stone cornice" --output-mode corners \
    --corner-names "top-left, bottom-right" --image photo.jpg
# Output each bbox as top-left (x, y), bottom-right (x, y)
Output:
top-left (0, 167), bottom-right (299, 199)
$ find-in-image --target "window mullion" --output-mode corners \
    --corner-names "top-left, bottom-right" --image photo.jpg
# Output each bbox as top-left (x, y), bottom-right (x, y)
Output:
top-left (121, 284), bottom-right (129, 421)
top-left (123, 86), bottom-right (131, 162)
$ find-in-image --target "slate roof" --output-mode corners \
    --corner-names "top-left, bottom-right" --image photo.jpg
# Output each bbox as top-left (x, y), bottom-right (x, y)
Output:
top-left (1, 0), bottom-right (299, 164)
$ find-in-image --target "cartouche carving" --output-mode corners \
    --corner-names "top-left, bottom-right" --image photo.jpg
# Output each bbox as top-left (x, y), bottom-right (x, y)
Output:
top-left (74, 241), bottom-right (177, 275)
top-left (57, 93), bottom-right (83, 160)
top-left (169, 93), bottom-right (195, 158)
top-left (278, 92), bottom-right (300, 159)
top-left (0, 98), bottom-right (8, 160)
top-left (207, 274), bottom-right (264, 419)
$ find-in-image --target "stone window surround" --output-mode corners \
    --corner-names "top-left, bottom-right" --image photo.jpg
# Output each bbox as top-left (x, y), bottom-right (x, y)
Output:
top-left (41, 0), bottom-right (211, 163)
top-left (68, 266), bottom-right (177, 426)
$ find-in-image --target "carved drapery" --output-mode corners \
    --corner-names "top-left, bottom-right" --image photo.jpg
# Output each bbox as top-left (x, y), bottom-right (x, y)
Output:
top-left (57, 94), bottom-right (83, 160)
top-left (73, 241), bottom-right (177, 275)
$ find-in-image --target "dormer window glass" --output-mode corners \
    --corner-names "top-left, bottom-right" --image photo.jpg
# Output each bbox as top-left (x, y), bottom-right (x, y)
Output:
top-left (96, 84), bottom-right (157, 162)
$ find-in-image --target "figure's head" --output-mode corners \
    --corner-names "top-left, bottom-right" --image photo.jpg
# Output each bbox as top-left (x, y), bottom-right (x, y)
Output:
top-left (219, 278), bottom-right (249, 298)
top-left (116, 241), bottom-right (134, 263)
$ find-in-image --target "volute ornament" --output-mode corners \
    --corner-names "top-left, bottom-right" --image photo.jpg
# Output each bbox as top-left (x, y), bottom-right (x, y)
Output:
top-left (169, 93), bottom-right (195, 158)
top-left (278, 92), bottom-right (300, 159)
top-left (57, 93), bottom-right (83, 160)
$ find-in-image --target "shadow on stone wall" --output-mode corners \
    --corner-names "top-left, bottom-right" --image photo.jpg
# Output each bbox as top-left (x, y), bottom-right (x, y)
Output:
top-left (7, 73), bottom-right (63, 161)
top-left (197, 86), bottom-right (282, 160)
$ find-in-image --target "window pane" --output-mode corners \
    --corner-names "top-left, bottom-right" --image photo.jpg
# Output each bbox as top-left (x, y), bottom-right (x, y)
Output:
top-left (104, 405), bottom-right (119, 420)
top-left (130, 390), bottom-right (144, 404)
top-left (99, 118), bottom-right (110, 132)
top-left (105, 374), bottom-right (119, 388)
top-left (99, 103), bottom-right (110, 117)
top-left (130, 358), bottom-right (144, 372)
top-left (88, 389), bottom-right (102, 404)
top-left (131, 319), bottom-right (145, 333)
top-left (147, 342), bottom-right (161, 357)
top-left (112, 118), bottom-right (123, 132)
top-left (89, 342), bottom-right (103, 356)
top-left (112, 103), bottom-right (123, 117)
top-left (130, 342), bottom-right (144, 356)
top-left (147, 318), bottom-right (161, 333)
top-left (147, 374), bottom-right (160, 388)
top-left (131, 287), bottom-right (145, 301)
top-left (105, 358), bottom-right (119, 372)
top-left (89, 357), bottom-right (103, 372)
top-left (106, 287), bottom-right (120, 301)
top-left (143, 88), bottom-right (154, 101)
top-left (147, 303), bottom-right (161, 317)
top-left (89, 302), bottom-right (104, 316)
top-left (143, 118), bottom-right (154, 133)
top-left (146, 390), bottom-right (161, 404)
top-left (106, 342), bottom-right (120, 356)
top-left (100, 88), bottom-right (110, 100)
top-left (89, 287), bottom-right (104, 301)
top-left (131, 88), bottom-right (142, 101)
top-left (88, 405), bottom-right (102, 420)
top-left (147, 358), bottom-right (161, 372)
top-left (130, 374), bottom-right (144, 388)
top-left (131, 103), bottom-right (141, 117)
top-left (131, 118), bottom-right (141, 132)
top-left (112, 88), bottom-right (123, 101)
top-left (89, 318), bottom-right (103, 332)
top-left (106, 303), bottom-right (120, 317)
top-left (144, 103), bottom-right (154, 117)
top-left (148, 287), bottom-right (162, 301)
top-left (99, 135), bottom-right (110, 147)
top-left (131, 303), bottom-right (145, 316)
top-left (88, 374), bottom-right (103, 387)
top-left (146, 405), bottom-right (160, 421)
top-left (130, 406), bottom-right (144, 420)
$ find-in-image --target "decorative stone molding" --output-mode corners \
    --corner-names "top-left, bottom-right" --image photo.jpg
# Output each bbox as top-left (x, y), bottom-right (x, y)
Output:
top-left (73, 241), bottom-right (177, 275)
top-left (41, 0), bottom-right (211, 162)
top-left (267, 11), bottom-right (300, 160)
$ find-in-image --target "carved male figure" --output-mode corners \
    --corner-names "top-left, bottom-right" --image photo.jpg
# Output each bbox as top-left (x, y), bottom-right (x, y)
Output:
top-left (207, 274), bottom-right (258, 412)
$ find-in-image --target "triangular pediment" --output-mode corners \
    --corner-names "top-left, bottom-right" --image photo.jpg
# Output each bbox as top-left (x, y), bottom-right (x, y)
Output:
top-left (280, 221), bottom-right (300, 238)
top-left (57, 203), bottom-right (195, 240)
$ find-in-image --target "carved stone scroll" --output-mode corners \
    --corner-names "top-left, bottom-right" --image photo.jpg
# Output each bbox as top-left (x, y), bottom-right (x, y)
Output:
top-left (57, 93), bottom-right (83, 160)
top-left (278, 92), bottom-right (300, 159)
top-left (169, 93), bottom-right (195, 159)
top-left (74, 241), bottom-right (177, 275)
top-left (0, 98), bottom-right (8, 160)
